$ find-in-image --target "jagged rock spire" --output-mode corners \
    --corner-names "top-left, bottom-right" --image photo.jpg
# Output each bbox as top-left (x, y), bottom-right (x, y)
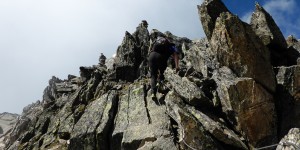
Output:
top-left (113, 20), bottom-right (150, 82)
top-left (207, 8), bottom-right (277, 147)
top-left (210, 12), bottom-right (276, 92)
top-left (250, 3), bottom-right (290, 66)
top-left (198, 0), bottom-right (230, 40)
top-left (250, 2), bottom-right (287, 49)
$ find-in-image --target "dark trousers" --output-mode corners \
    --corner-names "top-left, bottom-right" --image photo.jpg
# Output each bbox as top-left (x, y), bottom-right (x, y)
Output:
top-left (148, 51), bottom-right (168, 94)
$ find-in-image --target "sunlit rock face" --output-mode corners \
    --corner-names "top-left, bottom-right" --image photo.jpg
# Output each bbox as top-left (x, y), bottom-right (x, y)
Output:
top-left (198, 0), bottom-right (230, 41)
top-left (250, 3), bottom-right (290, 67)
top-left (210, 12), bottom-right (276, 93)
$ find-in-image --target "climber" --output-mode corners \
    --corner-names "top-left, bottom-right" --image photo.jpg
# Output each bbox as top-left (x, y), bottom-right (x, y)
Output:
top-left (148, 29), bottom-right (179, 99)
top-left (141, 20), bottom-right (148, 28)
top-left (99, 53), bottom-right (106, 66)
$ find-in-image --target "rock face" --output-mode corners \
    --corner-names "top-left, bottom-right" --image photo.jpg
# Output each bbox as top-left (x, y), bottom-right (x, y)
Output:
top-left (112, 83), bottom-right (177, 150)
top-left (275, 66), bottom-right (300, 137)
top-left (250, 3), bottom-right (290, 67)
top-left (2, 1), bottom-right (300, 150)
top-left (212, 67), bottom-right (277, 147)
top-left (206, 9), bottom-right (278, 145)
top-left (276, 128), bottom-right (300, 150)
top-left (113, 21), bottom-right (150, 82)
top-left (211, 12), bottom-right (276, 93)
top-left (286, 35), bottom-right (300, 65)
top-left (250, 3), bottom-right (287, 50)
top-left (183, 38), bottom-right (215, 77)
top-left (198, 0), bottom-right (230, 40)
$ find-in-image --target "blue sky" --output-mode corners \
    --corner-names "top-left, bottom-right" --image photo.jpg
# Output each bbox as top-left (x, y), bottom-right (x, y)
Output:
top-left (223, 0), bottom-right (300, 37)
top-left (0, 0), bottom-right (299, 114)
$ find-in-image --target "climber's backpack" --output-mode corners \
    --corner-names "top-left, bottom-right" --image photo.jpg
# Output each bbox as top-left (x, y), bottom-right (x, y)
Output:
top-left (151, 37), bottom-right (174, 57)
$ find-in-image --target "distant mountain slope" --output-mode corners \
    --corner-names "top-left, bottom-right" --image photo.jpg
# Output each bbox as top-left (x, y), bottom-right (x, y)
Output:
top-left (0, 112), bottom-right (19, 136)
top-left (0, 112), bottom-right (19, 149)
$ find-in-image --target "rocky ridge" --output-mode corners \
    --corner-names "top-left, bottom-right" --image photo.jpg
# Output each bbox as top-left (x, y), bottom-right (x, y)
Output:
top-left (2, 0), bottom-right (300, 150)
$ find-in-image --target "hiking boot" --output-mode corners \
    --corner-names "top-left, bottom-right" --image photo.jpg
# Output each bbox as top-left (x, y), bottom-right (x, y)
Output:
top-left (156, 83), bottom-right (162, 92)
top-left (157, 80), bottom-right (165, 91)
top-left (151, 93), bottom-right (156, 99)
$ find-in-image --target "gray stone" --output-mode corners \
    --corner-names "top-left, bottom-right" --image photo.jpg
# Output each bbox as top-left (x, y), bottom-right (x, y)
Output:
top-left (137, 136), bottom-right (176, 150)
top-left (164, 68), bottom-right (212, 109)
top-left (187, 107), bottom-right (248, 150)
top-left (198, 0), bottom-right (230, 40)
top-left (79, 66), bottom-right (95, 82)
top-left (275, 65), bottom-right (300, 137)
top-left (250, 3), bottom-right (289, 66)
top-left (286, 35), bottom-right (300, 65)
top-left (113, 30), bottom-right (140, 82)
top-left (105, 56), bottom-right (116, 71)
top-left (132, 20), bottom-right (150, 61)
top-left (112, 83), bottom-right (176, 150)
top-left (211, 12), bottom-right (276, 92)
top-left (276, 128), bottom-right (300, 150)
top-left (213, 67), bottom-right (277, 147)
top-left (55, 82), bottom-right (75, 93)
top-left (183, 38), bottom-right (216, 77)
top-left (113, 20), bottom-right (150, 82)
top-left (250, 3), bottom-right (287, 49)
top-left (276, 66), bottom-right (300, 99)
top-left (69, 91), bottom-right (118, 150)
top-left (165, 91), bottom-right (223, 150)
top-left (4, 100), bottom-right (43, 149)
top-left (43, 76), bottom-right (62, 105)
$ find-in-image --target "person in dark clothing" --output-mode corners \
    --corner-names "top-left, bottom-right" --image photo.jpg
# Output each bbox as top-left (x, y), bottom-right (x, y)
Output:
top-left (148, 33), bottom-right (179, 98)
top-left (99, 53), bottom-right (106, 66)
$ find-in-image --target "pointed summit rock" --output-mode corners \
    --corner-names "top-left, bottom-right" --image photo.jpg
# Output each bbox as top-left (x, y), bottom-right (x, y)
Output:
top-left (113, 20), bottom-right (150, 82)
top-left (251, 3), bottom-right (287, 48)
top-left (132, 20), bottom-right (150, 60)
top-left (113, 31), bottom-right (139, 82)
top-left (210, 12), bottom-right (276, 92)
top-left (198, 0), bottom-right (230, 40)
top-left (250, 3), bottom-right (288, 66)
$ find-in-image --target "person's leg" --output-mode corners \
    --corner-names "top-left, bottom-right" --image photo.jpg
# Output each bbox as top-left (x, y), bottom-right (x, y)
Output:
top-left (158, 58), bottom-right (168, 82)
top-left (151, 71), bottom-right (158, 95)
top-left (148, 52), bottom-right (159, 95)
